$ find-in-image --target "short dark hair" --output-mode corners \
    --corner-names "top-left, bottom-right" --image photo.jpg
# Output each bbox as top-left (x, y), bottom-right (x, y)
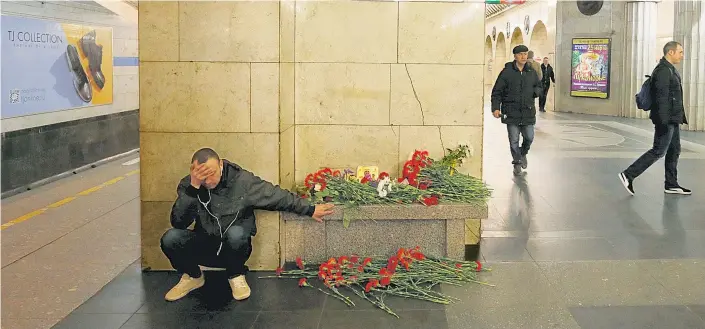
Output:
top-left (663, 41), bottom-right (682, 56)
top-left (191, 148), bottom-right (220, 164)
top-left (543, 56), bottom-right (549, 60)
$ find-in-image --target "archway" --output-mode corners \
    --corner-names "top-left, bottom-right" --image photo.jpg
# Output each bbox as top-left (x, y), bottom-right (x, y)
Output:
top-left (494, 32), bottom-right (507, 80)
top-left (529, 21), bottom-right (550, 61)
top-left (485, 36), bottom-right (494, 90)
top-left (509, 27), bottom-right (524, 55)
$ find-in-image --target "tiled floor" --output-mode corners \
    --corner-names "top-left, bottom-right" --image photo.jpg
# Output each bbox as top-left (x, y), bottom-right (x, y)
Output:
top-left (3, 110), bottom-right (705, 329)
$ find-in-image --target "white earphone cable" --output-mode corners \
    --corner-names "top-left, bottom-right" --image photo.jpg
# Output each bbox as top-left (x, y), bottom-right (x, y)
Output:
top-left (198, 189), bottom-right (240, 256)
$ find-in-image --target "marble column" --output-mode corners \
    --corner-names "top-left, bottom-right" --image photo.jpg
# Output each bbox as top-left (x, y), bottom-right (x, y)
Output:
top-left (621, 1), bottom-right (658, 119)
top-left (138, 0), bottom-right (487, 271)
top-left (674, 0), bottom-right (705, 131)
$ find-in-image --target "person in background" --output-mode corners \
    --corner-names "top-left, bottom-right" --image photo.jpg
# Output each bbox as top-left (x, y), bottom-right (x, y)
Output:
top-left (160, 148), bottom-right (334, 302)
top-left (539, 56), bottom-right (556, 112)
top-left (619, 41), bottom-right (691, 196)
top-left (491, 45), bottom-right (542, 176)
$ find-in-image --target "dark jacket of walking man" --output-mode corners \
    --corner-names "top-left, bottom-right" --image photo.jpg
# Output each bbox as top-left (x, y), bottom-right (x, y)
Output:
top-left (491, 45), bottom-right (542, 176)
top-left (160, 148), bottom-right (334, 302)
top-left (619, 41), bottom-right (691, 196)
top-left (539, 57), bottom-right (556, 112)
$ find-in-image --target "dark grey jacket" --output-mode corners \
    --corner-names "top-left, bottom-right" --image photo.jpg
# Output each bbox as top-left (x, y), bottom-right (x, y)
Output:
top-left (649, 57), bottom-right (688, 126)
top-left (491, 61), bottom-right (542, 126)
top-left (170, 159), bottom-right (315, 237)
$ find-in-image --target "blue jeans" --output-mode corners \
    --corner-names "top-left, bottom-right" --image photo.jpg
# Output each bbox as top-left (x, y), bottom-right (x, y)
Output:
top-left (624, 124), bottom-right (681, 188)
top-left (507, 124), bottom-right (535, 164)
top-left (160, 227), bottom-right (252, 279)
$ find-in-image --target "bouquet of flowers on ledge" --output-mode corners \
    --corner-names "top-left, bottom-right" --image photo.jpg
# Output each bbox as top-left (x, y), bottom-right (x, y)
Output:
top-left (260, 247), bottom-right (491, 318)
top-left (297, 145), bottom-right (492, 209)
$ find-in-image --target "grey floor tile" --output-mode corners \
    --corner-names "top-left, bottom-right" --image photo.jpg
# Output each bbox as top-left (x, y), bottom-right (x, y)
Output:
top-left (569, 305), bottom-right (705, 329)
top-left (687, 305), bottom-right (705, 323)
top-left (136, 271), bottom-right (326, 314)
top-left (72, 261), bottom-right (145, 314)
top-left (642, 260), bottom-right (705, 304)
top-left (447, 303), bottom-right (581, 329)
top-left (440, 262), bottom-right (562, 309)
top-left (252, 310), bottom-right (321, 329)
top-left (537, 261), bottom-right (681, 307)
top-left (51, 313), bottom-right (132, 329)
top-left (319, 310), bottom-right (447, 329)
top-left (608, 230), bottom-right (705, 260)
top-left (479, 237), bottom-right (533, 261)
top-left (527, 237), bottom-right (617, 261)
top-left (119, 312), bottom-right (259, 329)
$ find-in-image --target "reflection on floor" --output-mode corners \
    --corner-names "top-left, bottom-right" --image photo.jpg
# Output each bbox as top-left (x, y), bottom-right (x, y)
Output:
top-left (2, 111), bottom-right (704, 329)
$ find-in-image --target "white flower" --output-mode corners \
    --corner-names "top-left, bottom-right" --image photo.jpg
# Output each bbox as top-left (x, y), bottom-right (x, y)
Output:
top-left (314, 183), bottom-right (322, 192)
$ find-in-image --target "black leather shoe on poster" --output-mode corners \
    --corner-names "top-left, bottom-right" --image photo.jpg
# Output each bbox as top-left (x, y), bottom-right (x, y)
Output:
top-left (65, 44), bottom-right (92, 103)
top-left (78, 30), bottom-right (105, 90)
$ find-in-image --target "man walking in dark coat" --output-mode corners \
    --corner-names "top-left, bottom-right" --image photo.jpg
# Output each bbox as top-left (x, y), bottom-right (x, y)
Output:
top-left (539, 56), bottom-right (556, 112)
top-left (491, 44), bottom-right (543, 175)
top-left (619, 41), bottom-right (691, 196)
top-left (160, 148), bottom-right (334, 302)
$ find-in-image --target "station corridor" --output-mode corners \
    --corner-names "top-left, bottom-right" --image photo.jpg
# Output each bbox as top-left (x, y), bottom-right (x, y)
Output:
top-left (2, 111), bottom-right (704, 329)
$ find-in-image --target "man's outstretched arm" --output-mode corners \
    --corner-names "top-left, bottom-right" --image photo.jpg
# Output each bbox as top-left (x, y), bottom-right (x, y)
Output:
top-left (244, 171), bottom-right (333, 221)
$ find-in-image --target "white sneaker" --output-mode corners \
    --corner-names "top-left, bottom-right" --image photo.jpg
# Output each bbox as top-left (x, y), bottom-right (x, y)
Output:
top-left (229, 275), bottom-right (251, 300)
top-left (165, 273), bottom-right (205, 301)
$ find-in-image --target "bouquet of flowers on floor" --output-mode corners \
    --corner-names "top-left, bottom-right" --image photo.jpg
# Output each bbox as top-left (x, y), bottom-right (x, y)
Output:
top-left (260, 247), bottom-right (491, 318)
top-left (297, 144), bottom-right (492, 208)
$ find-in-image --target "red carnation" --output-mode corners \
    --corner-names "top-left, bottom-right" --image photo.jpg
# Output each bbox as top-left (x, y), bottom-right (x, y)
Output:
top-left (380, 276), bottom-right (391, 286)
top-left (351, 255), bottom-right (359, 263)
top-left (365, 281), bottom-right (375, 292)
top-left (298, 278), bottom-right (308, 287)
top-left (296, 256), bottom-right (304, 270)
top-left (362, 257), bottom-right (372, 267)
top-left (304, 174), bottom-right (315, 188)
top-left (422, 195), bottom-right (439, 206)
top-left (475, 260), bottom-right (483, 272)
top-left (379, 172), bottom-right (390, 180)
top-left (276, 267), bottom-right (283, 276)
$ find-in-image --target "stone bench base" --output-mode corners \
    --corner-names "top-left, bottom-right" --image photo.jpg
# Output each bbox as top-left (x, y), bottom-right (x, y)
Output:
top-left (281, 203), bottom-right (487, 263)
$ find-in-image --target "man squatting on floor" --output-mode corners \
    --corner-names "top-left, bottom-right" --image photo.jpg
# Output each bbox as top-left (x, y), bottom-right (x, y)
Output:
top-left (160, 148), bottom-right (334, 302)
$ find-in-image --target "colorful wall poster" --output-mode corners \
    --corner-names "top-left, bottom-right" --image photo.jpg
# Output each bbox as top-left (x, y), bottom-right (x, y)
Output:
top-left (570, 38), bottom-right (611, 99)
top-left (1, 15), bottom-right (113, 119)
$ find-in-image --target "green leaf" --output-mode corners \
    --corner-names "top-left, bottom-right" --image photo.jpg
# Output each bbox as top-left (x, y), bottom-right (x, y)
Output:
top-left (343, 211), bottom-right (351, 228)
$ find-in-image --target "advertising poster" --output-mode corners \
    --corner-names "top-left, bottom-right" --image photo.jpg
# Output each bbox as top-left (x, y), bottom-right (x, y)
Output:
top-left (1, 15), bottom-right (113, 119)
top-left (570, 38), bottom-right (610, 99)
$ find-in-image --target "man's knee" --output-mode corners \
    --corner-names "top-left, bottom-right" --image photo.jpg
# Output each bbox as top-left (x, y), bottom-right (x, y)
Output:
top-left (160, 228), bottom-right (189, 251)
top-left (224, 226), bottom-right (249, 248)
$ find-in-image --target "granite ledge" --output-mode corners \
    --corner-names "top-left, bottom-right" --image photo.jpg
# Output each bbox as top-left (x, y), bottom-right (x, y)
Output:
top-left (283, 202), bottom-right (488, 221)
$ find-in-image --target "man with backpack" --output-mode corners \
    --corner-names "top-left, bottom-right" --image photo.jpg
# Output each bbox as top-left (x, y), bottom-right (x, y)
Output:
top-left (619, 41), bottom-right (691, 196)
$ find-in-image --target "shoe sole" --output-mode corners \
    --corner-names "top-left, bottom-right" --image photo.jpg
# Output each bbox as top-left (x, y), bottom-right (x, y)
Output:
top-left (665, 189), bottom-right (692, 195)
top-left (618, 173), bottom-right (634, 196)
top-left (233, 291), bottom-right (251, 301)
top-left (165, 279), bottom-right (205, 302)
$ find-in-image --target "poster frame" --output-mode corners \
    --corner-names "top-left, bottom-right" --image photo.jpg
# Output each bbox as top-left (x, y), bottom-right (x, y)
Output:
top-left (1, 14), bottom-right (115, 119)
top-left (569, 37), bottom-right (612, 100)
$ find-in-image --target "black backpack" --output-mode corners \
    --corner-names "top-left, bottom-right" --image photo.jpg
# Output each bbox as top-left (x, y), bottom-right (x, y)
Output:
top-left (635, 65), bottom-right (673, 111)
